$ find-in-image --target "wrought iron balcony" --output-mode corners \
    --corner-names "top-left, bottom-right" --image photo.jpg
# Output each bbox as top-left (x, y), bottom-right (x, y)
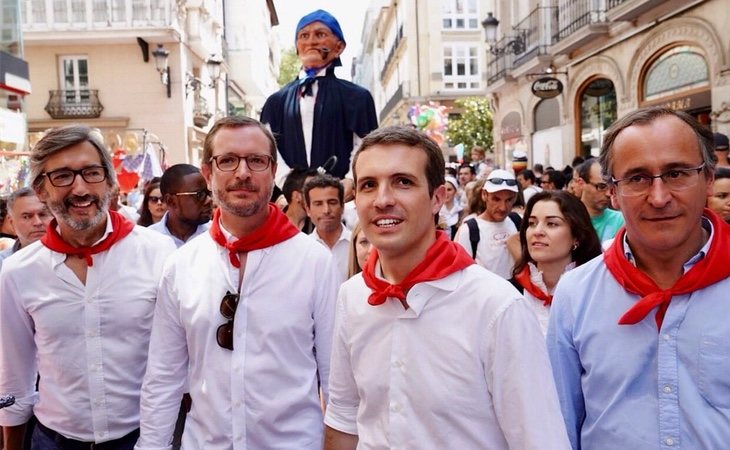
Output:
top-left (512, 7), bottom-right (558, 69)
top-left (487, 36), bottom-right (516, 84)
top-left (45, 90), bottom-right (104, 119)
top-left (605, 0), bottom-right (666, 22)
top-left (550, 0), bottom-right (609, 55)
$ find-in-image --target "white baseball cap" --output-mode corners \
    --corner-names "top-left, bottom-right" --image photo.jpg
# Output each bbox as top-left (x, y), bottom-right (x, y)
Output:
top-left (484, 169), bottom-right (519, 193)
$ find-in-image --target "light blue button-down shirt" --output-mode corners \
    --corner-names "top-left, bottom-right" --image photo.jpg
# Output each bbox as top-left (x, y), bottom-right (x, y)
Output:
top-left (148, 212), bottom-right (210, 248)
top-left (548, 218), bottom-right (730, 449)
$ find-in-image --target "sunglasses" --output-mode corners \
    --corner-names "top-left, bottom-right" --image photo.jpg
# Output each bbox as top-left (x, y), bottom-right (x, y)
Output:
top-left (217, 291), bottom-right (240, 350)
top-left (488, 178), bottom-right (518, 186)
top-left (148, 195), bottom-right (164, 204)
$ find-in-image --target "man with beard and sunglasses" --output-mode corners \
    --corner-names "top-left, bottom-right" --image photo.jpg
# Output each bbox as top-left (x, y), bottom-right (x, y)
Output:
top-left (0, 125), bottom-right (175, 450)
top-left (136, 116), bottom-right (338, 449)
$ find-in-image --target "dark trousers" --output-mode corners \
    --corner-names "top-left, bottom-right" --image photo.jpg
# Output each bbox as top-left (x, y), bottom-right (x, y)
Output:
top-left (31, 423), bottom-right (138, 450)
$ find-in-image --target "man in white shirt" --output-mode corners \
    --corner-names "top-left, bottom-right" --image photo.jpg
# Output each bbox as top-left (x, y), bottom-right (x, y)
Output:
top-left (136, 116), bottom-right (339, 449)
top-left (149, 164), bottom-right (213, 248)
top-left (303, 174), bottom-right (351, 282)
top-left (0, 125), bottom-right (175, 450)
top-left (0, 187), bottom-right (52, 269)
top-left (455, 169), bottom-right (519, 278)
top-left (323, 126), bottom-right (570, 450)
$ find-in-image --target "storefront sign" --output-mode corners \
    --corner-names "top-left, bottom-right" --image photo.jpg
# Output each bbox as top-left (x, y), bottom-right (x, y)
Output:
top-left (531, 77), bottom-right (563, 99)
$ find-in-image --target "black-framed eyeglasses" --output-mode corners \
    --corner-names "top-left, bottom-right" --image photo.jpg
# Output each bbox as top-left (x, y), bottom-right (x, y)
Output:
top-left (487, 178), bottom-right (518, 186)
top-left (41, 165), bottom-right (107, 187)
top-left (588, 181), bottom-right (609, 191)
top-left (216, 291), bottom-right (240, 350)
top-left (174, 189), bottom-right (211, 202)
top-left (611, 163), bottom-right (706, 197)
top-left (210, 154), bottom-right (273, 172)
top-left (148, 195), bottom-right (163, 204)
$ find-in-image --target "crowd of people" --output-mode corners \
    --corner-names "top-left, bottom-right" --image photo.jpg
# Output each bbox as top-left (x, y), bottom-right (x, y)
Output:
top-left (0, 7), bottom-right (730, 450)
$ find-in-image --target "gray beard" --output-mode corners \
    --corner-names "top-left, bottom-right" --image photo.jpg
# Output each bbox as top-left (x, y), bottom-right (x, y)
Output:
top-left (48, 191), bottom-right (112, 231)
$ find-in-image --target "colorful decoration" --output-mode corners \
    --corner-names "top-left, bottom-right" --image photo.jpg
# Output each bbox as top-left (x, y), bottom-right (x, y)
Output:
top-left (407, 102), bottom-right (451, 145)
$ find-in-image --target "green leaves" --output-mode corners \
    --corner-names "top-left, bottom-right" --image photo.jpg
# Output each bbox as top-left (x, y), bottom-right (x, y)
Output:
top-left (445, 97), bottom-right (493, 156)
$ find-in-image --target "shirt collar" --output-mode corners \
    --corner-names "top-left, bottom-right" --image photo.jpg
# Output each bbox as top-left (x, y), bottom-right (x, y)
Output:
top-left (622, 215), bottom-right (714, 272)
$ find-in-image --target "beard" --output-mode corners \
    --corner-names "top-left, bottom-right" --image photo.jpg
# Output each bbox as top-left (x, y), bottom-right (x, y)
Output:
top-left (47, 191), bottom-right (111, 231)
top-left (214, 179), bottom-right (273, 218)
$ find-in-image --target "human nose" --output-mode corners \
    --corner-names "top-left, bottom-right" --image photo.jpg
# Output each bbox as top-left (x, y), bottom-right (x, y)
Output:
top-left (233, 158), bottom-right (252, 178)
top-left (373, 184), bottom-right (395, 209)
top-left (646, 177), bottom-right (672, 207)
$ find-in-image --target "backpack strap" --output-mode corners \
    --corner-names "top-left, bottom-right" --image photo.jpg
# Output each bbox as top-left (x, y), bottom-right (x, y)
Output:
top-left (508, 277), bottom-right (524, 294)
top-left (465, 218), bottom-right (479, 259)
top-left (508, 212), bottom-right (522, 230)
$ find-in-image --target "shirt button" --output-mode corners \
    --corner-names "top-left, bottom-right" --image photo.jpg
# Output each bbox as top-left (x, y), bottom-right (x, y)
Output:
top-left (663, 334), bottom-right (671, 341)
top-left (390, 403), bottom-right (401, 413)
top-left (663, 385), bottom-right (672, 393)
top-left (665, 437), bottom-right (674, 446)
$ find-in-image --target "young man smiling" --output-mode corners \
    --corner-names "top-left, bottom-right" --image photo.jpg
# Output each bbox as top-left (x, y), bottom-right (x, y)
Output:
top-left (324, 126), bottom-right (569, 450)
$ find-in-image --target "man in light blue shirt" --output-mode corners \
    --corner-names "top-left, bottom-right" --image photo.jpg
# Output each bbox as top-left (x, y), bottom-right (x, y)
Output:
top-left (149, 164), bottom-right (212, 248)
top-left (548, 106), bottom-right (730, 449)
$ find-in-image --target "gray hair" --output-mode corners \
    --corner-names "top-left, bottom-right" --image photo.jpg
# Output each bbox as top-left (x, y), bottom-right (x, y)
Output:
top-left (7, 187), bottom-right (37, 211)
top-left (599, 106), bottom-right (715, 181)
top-left (30, 124), bottom-right (116, 191)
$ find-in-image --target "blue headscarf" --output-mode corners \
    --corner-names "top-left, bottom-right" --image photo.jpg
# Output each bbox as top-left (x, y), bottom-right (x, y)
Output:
top-left (295, 10), bottom-right (345, 68)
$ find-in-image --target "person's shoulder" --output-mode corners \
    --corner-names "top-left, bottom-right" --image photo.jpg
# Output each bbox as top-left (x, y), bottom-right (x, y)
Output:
top-left (555, 254), bottom-right (606, 294)
top-left (278, 231), bottom-right (331, 258)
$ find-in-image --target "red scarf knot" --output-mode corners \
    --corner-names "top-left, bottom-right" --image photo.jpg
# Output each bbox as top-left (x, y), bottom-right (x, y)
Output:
top-left (362, 231), bottom-right (474, 307)
top-left (514, 265), bottom-right (553, 307)
top-left (40, 210), bottom-right (135, 266)
top-left (209, 204), bottom-right (300, 268)
top-left (605, 209), bottom-right (730, 331)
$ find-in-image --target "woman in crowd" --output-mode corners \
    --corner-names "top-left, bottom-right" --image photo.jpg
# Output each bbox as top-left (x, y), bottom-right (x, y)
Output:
top-left (137, 180), bottom-right (167, 227)
top-left (708, 167), bottom-right (730, 224)
top-left (439, 176), bottom-right (463, 239)
top-left (510, 190), bottom-right (602, 334)
top-left (347, 223), bottom-right (372, 278)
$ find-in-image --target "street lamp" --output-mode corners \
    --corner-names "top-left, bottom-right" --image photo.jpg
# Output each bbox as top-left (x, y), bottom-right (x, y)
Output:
top-left (152, 44), bottom-right (171, 98)
top-left (482, 12), bottom-right (527, 56)
top-left (185, 55), bottom-right (225, 98)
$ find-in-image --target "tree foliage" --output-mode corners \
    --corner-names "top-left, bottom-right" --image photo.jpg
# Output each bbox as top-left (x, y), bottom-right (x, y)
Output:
top-left (277, 47), bottom-right (300, 87)
top-left (445, 97), bottom-right (493, 153)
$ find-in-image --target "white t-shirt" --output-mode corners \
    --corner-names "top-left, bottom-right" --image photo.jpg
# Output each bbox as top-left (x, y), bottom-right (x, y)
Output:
top-left (454, 216), bottom-right (518, 278)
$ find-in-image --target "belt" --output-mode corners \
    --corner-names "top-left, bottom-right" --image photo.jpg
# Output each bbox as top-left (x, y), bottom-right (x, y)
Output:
top-left (37, 421), bottom-right (140, 450)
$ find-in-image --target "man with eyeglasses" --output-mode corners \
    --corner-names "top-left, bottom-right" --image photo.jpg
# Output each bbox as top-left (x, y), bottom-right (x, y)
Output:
top-left (136, 116), bottom-right (338, 449)
top-left (547, 107), bottom-right (730, 450)
top-left (0, 125), bottom-right (175, 450)
top-left (149, 164), bottom-right (213, 248)
top-left (455, 169), bottom-right (520, 279)
top-left (577, 159), bottom-right (624, 243)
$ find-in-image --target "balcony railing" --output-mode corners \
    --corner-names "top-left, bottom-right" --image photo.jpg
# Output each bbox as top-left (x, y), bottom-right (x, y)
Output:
top-left (45, 90), bottom-right (104, 119)
top-left (606, 0), bottom-right (627, 7)
top-left (380, 24), bottom-right (404, 82)
top-left (487, 36), bottom-right (515, 84)
top-left (554, 0), bottom-right (607, 42)
top-left (24, 0), bottom-right (174, 30)
top-left (512, 6), bottom-right (558, 68)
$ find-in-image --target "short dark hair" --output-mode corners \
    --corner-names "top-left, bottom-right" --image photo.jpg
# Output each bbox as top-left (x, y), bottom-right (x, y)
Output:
top-left (302, 174), bottom-right (344, 206)
top-left (512, 190), bottom-right (602, 276)
top-left (520, 169), bottom-right (536, 184)
top-left (577, 159), bottom-right (599, 183)
top-left (353, 126), bottom-right (444, 196)
top-left (160, 164), bottom-right (201, 195)
top-left (203, 116), bottom-right (277, 167)
top-left (458, 163), bottom-right (476, 176)
top-left (715, 167), bottom-right (730, 180)
top-left (543, 169), bottom-right (566, 190)
top-left (533, 163), bottom-right (544, 173)
top-left (282, 167), bottom-right (319, 204)
top-left (7, 187), bottom-right (37, 211)
top-left (600, 106), bottom-right (714, 180)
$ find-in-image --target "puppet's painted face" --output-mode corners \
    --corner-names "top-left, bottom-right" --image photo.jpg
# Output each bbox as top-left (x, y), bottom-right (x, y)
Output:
top-left (296, 21), bottom-right (345, 69)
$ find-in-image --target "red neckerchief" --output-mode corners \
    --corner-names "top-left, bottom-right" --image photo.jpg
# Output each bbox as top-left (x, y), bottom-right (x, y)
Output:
top-left (605, 209), bottom-right (730, 331)
top-left (514, 265), bottom-right (553, 307)
top-left (40, 210), bottom-right (134, 266)
top-left (362, 231), bottom-right (474, 306)
top-left (209, 204), bottom-right (299, 268)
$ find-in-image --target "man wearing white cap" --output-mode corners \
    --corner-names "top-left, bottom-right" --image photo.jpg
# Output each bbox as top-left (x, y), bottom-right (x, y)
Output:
top-left (455, 169), bottom-right (519, 278)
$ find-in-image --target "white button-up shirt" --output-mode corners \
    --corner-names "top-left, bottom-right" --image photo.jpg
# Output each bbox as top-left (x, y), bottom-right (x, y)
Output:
top-left (310, 223), bottom-right (351, 282)
top-left (325, 264), bottom-right (571, 450)
top-left (0, 220), bottom-right (175, 441)
top-left (148, 212), bottom-right (210, 248)
top-left (136, 228), bottom-right (339, 450)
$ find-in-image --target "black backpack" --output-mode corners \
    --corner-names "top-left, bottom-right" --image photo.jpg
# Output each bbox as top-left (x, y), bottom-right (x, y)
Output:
top-left (464, 213), bottom-right (522, 259)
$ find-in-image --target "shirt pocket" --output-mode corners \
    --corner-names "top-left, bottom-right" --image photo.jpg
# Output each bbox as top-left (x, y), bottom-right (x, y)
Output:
top-left (698, 333), bottom-right (730, 408)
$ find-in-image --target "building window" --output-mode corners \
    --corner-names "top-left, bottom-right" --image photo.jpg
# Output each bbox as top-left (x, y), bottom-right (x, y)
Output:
top-left (442, 0), bottom-right (478, 30)
top-left (642, 45), bottom-right (708, 102)
top-left (443, 44), bottom-right (480, 90)
top-left (578, 78), bottom-right (616, 158)
top-left (59, 55), bottom-right (90, 103)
